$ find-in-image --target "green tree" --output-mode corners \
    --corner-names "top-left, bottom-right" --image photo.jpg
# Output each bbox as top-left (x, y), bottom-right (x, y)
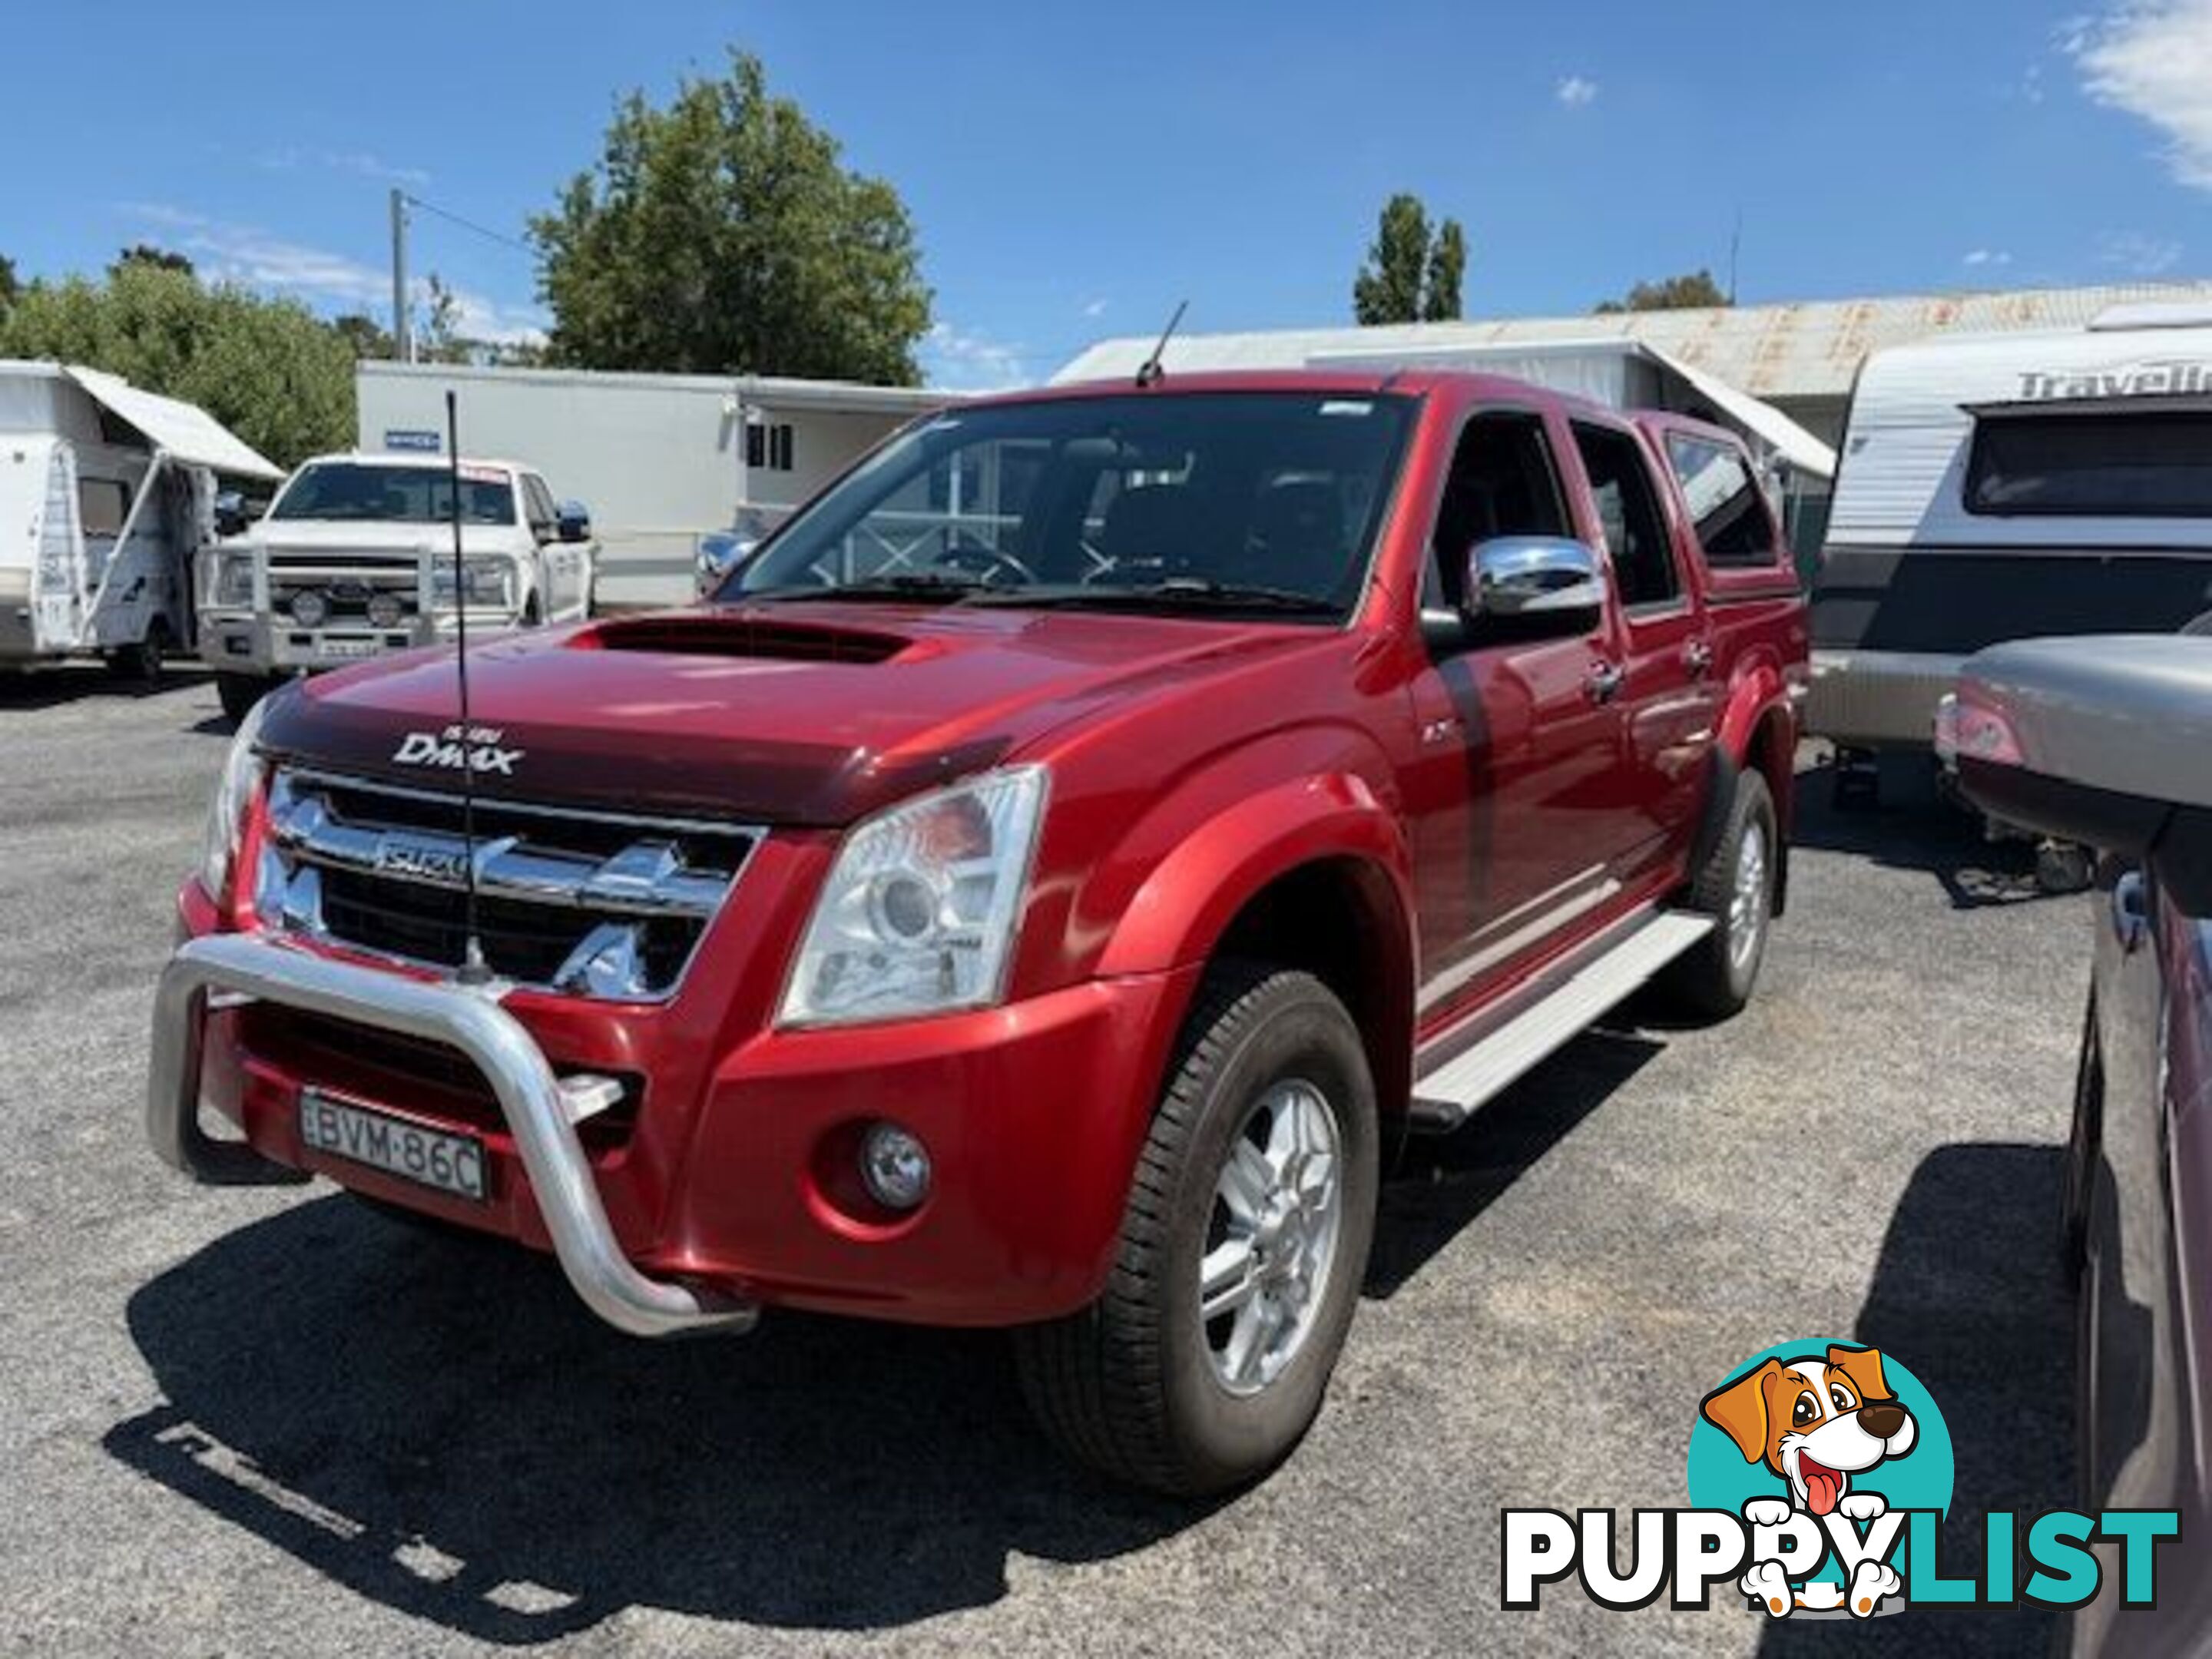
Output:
top-left (0, 253), bottom-right (19, 320)
top-left (532, 49), bottom-right (932, 383)
top-left (0, 263), bottom-right (353, 468)
top-left (113, 244), bottom-right (195, 278)
top-left (1353, 194), bottom-right (1469, 325)
top-left (330, 311), bottom-right (395, 361)
top-left (1423, 220), bottom-right (1468, 323)
top-left (1594, 269), bottom-right (1731, 313)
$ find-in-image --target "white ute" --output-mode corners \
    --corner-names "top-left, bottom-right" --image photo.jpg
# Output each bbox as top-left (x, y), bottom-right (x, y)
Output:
top-left (200, 452), bottom-right (598, 721)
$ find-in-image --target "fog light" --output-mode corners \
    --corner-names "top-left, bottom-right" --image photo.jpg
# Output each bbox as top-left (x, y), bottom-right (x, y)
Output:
top-left (289, 589), bottom-right (329, 628)
top-left (366, 591), bottom-right (405, 630)
top-left (859, 1121), bottom-right (932, 1210)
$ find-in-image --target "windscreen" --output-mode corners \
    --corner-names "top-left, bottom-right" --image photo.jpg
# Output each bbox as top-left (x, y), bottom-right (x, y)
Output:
top-left (731, 391), bottom-right (1416, 615)
top-left (270, 462), bottom-right (517, 526)
top-left (1967, 410), bottom-right (2212, 518)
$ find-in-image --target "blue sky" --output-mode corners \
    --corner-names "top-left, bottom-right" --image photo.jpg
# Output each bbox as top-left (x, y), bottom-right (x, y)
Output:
top-left (3, 1), bottom-right (2207, 387)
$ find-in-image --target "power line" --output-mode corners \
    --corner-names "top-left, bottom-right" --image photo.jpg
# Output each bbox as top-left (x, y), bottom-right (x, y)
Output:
top-left (402, 193), bottom-right (536, 260)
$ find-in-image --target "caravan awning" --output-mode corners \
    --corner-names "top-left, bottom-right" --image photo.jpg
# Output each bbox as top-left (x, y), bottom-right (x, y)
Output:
top-left (1645, 348), bottom-right (1836, 480)
top-left (65, 365), bottom-right (283, 481)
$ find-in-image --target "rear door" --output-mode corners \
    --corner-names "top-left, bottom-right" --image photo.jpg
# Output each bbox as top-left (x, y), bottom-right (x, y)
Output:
top-left (1566, 418), bottom-right (1717, 880)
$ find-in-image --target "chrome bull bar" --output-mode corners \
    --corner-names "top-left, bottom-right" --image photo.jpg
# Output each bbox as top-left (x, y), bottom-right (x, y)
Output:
top-left (148, 931), bottom-right (758, 1339)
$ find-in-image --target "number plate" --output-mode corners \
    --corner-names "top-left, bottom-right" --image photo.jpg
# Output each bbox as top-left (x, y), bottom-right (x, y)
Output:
top-left (298, 1090), bottom-right (487, 1201)
top-left (316, 637), bottom-right (382, 661)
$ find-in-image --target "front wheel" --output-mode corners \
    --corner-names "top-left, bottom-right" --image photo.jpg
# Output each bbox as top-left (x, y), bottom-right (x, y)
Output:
top-left (1657, 768), bottom-right (1779, 1021)
top-left (216, 672), bottom-right (273, 725)
top-left (1014, 963), bottom-right (1379, 1496)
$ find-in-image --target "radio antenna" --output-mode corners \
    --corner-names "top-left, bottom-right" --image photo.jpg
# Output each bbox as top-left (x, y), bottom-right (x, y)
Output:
top-left (1134, 300), bottom-right (1188, 389)
top-left (445, 390), bottom-right (491, 985)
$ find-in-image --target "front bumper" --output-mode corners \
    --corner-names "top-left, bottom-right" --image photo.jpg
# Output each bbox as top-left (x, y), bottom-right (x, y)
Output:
top-left (160, 886), bottom-right (1193, 1331)
top-left (1804, 647), bottom-right (1968, 749)
top-left (151, 930), bottom-right (757, 1337)
top-left (199, 609), bottom-right (525, 674)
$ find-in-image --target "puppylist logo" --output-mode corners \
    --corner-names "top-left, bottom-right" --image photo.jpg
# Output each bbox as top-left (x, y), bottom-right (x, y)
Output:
top-left (1501, 1341), bottom-right (2181, 1621)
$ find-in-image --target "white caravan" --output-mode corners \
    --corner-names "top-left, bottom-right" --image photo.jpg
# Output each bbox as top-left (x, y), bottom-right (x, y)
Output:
top-left (0, 361), bottom-right (281, 676)
top-left (1810, 303), bottom-right (2212, 756)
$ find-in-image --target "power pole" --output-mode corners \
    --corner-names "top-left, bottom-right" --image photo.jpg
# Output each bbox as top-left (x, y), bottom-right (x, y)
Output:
top-left (389, 187), bottom-right (413, 363)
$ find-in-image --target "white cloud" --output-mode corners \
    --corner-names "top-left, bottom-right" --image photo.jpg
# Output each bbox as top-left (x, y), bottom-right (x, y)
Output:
top-left (1081, 297), bottom-right (1110, 320)
top-left (1555, 75), bottom-right (1599, 108)
top-left (2072, 0), bottom-right (2212, 190)
top-left (120, 203), bottom-right (545, 345)
top-left (922, 321), bottom-right (1031, 391)
top-left (257, 147), bottom-right (431, 187)
top-left (1962, 248), bottom-right (2015, 267)
top-left (2099, 228), bottom-right (2185, 273)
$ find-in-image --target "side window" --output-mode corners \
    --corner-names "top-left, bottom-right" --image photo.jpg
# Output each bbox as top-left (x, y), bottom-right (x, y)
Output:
top-left (1571, 422), bottom-right (1678, 608)
top-left (1663, 432), bottom-right (1779, 568)
top-left (1426, 412), bottom-right (1571, 609)
top-left (78, 478), bottom-right (132, 538)
top-left (522, 475), bottom-right (557, 537)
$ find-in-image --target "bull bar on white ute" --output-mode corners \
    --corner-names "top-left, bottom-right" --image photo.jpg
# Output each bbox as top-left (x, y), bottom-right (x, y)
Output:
top-left (147, 931), bottom-right (759, 1339)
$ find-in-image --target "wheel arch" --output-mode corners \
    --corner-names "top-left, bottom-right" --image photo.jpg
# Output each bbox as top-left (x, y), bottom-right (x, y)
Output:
top-left (1093, 775), bottom-right (1417, 1122)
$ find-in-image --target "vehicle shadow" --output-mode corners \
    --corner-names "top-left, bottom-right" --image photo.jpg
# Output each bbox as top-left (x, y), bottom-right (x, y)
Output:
top-left (1757, 1142), bottom-right (2075, 1657)
top-left (1790, 756), bottom-right (2053, 911)
top-left (1368, 1028), bottom-right (1662, 1298)
top-left (0, 664), bottom-right (210, 712)
top-left (106, 1199), bottom-right (1211, 1644)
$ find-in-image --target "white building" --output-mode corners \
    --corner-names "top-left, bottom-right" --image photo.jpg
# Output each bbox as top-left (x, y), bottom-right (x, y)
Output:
top-left (356, 360), bottom-right (946, 608)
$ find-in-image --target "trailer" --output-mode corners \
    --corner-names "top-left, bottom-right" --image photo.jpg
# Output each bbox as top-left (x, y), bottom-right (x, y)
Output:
top-left (355, 361), bottom-right (949, 609)
top-left (1809, 303), bottom-right (2212, 757)
top-left (0, 362), bottom-right (282, 676)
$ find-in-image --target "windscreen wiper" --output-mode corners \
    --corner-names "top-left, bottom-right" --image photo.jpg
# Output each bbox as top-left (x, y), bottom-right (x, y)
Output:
top-left (972, 578), bottom-right (1343, 614)
top-left (743, 572), bottom-right (994, 604)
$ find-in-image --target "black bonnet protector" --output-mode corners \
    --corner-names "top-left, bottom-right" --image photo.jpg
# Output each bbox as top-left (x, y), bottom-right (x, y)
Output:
top-left (253, 675), bottom-right (1012, 829)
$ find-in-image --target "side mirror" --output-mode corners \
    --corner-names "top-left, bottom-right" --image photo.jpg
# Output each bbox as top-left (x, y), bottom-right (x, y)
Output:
top-left (556, 502), bottom-right (592, 544)
top-left (1468, 536), bottom-right (1605, 634)
top-left (696, 531), bottom-right (757, 596)
top-left (213, 492), bottom-right (250, 539)
top-left (1950, 635), bottom-right (2212, 912)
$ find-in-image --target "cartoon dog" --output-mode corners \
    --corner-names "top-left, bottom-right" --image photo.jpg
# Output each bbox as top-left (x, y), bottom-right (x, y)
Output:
top-left (1700, 1345), bottom-right (1916, 1618)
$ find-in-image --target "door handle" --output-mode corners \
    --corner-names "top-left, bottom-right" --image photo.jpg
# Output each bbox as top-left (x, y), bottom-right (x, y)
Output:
top-left (1585, 661), bottom-right (1626, 704)
top-left (2111, 869), bottom-right (2149, 955)
top-left (1684, 639), bottom-right (1714, 677)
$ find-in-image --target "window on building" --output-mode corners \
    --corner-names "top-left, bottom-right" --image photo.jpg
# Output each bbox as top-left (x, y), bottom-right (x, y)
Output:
top-left (1663, 432), bottom-right (1782, 568)
top-left (78, 478), bottom-right (132, 538)
top-left (1967, 411), bottom-right (2212, 518)
top-left (1572, 422), bottom-right (1679, 608)
top-left (747, 422), bottom-right (796, 473)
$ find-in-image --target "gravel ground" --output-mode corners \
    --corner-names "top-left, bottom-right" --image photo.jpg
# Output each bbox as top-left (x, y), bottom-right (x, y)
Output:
top-left (0, 671), bottom-right (2088, 1658)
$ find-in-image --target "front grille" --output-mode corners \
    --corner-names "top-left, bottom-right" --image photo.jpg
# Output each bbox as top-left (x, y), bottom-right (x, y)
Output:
top-left (259, 769), bottom-right (759, 1001)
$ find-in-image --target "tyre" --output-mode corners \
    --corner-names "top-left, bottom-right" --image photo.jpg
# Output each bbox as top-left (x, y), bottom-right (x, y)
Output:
top-left (216, 672), bottom-right (271, 726)
top-left (1657, 768), bottom-right (1779, 1021)
top-left (1014, 963), bottom-right (1379, 1496)
top-left (107, 623), bottom-right (169, 686)
top-left (2036, 840), bottom-right (2094, 896)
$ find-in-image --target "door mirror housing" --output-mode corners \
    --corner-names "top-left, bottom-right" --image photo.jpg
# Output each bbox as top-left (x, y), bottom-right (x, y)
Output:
top-left (213, 492), bottom-right (250, 540)
top-left (1466, 536), bottom-right (1605, 635)
top-left (1952, 635), bottom-right (2212, 912)
top-left (555, 502), bottom-right (592, 544)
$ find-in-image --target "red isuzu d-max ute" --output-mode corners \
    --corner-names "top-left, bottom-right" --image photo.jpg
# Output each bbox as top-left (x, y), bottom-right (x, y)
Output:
top-left (151, 371), bottom-right (1808, 1495)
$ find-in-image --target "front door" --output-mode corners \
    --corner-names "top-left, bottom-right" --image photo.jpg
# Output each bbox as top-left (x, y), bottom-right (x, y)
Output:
top-left (1405, 409), bottom-right (1631, 1022)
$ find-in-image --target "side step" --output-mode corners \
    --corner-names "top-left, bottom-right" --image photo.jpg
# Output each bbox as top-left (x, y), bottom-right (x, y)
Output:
top-left (1409, 911), bottom-right (1714, 1131)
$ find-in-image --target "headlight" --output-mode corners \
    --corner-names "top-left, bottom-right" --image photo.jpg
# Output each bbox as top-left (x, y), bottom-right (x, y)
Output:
top-left (288, 588), bottom-right (329, 628)
top-left (214, 554), bottom-right (255, 608)
top-left (200, 691), bottom-right (275, 902)
top-left (432, 557), bottom-right (518, 609)
top-left (777, 766), bottom-right (1048, 1028)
